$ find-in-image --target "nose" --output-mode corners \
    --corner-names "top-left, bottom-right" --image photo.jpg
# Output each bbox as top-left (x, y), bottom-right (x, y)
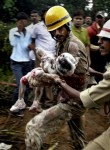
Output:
top-left (98, 38), bottom-right (103, 44)
top-left (54, 29), bottom-right (61, 36)
top-left (77, 19), bottom-right (81, 21)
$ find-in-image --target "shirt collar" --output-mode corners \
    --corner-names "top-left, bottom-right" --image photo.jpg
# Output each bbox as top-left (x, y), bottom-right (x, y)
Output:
top-left (72, 24), bottom-right (83, 32)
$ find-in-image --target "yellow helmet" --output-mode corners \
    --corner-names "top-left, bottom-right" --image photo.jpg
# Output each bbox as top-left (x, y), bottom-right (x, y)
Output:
top-left (45, 5), bottom-right (72, 31)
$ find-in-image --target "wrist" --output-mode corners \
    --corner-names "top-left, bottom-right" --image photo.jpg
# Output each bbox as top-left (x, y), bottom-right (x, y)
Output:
top-left (59, 80), bottom-right (66, 87)
top-left (14, 32), bottom-right (21, 37)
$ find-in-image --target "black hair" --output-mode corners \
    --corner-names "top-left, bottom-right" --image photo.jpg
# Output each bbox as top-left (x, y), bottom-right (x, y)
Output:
top-left (31, 10), bottom-right (39, 14)
top-left (17, 12), bottom-right (28, 20)
top-left (64, 23), bottom-right (71, 31)
top-left (40, 6), bottom-right (51, 21)
top-left (73, 10), bottom-right (85, 18)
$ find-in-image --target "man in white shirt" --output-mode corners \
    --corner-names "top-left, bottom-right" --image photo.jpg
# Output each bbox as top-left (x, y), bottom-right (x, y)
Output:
top-left (27, 9), bottom-right (57, 111)
top-left (27, 10), bottom-right (41, 69)
top-left (28, 10), bottom-right (56, 67)
top-left (9, 12), bottom-right (32, 116)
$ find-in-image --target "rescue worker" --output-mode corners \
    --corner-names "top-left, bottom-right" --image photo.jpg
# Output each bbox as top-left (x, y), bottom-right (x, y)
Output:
top-left (25, 5), bottom-right (89, 150)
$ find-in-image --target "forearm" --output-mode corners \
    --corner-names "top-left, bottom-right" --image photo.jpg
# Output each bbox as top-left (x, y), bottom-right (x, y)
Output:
top-left (9, 33), bottom-right (20, 46)
top-left (89, 67), bottom-right (103, 77)
top-left (86, 45), bottom-right (91, 65)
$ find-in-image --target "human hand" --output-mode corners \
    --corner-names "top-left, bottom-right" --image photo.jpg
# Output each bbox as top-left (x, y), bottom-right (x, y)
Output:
top-left (28, 43), bottom-right (35, 50)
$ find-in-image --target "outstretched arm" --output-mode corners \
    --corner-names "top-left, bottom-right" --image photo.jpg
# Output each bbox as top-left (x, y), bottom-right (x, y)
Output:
top-left (89, 67), bottom-right (103, 78)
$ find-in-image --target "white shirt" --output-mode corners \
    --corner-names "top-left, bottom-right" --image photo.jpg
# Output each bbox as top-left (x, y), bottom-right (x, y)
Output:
top-left (26, 24), bottom-right (36, 61)
top-left (9, 27), bottom-right (32, 62)
top-left (26, 23), bottom-right (34, 32)
top-left (31, 21), bottom-right (56, 56)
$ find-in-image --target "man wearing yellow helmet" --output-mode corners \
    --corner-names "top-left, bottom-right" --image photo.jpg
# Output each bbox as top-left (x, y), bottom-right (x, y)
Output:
top-left (25, 6), bottom-right (90, 150)
top-left (45, 5), bottom-right (89, 149)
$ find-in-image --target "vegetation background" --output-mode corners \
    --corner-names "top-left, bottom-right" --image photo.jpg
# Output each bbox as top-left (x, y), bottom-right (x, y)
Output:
top-left (0, 0), bottom-right (110, 80)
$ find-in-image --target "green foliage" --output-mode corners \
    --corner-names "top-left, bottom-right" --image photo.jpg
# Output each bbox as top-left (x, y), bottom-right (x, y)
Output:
top-left (0, 22), bottom-right (15, 82)
top-left (3, 0), bottom-right (16, 11)
top-left (92, 0), bottom-right (110, 15)
top-left (0, 0), bottom-right (110, 22)
top-left (0, 68), bottom-right (12, 81)
top-left (0, 22), bottom-right (15, 54)
top-left (2, 0), bottom-right (17, 21)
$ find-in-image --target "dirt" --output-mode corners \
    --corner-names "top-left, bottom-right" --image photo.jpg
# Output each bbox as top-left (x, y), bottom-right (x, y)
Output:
top-left (0, 102), bottom-right (109, 150)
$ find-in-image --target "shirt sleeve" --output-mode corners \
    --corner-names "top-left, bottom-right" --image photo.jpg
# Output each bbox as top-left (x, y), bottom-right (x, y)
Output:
top-left (31, 25), bottom-right (38, 39)
top-left (80, 77), bottom-right (110, 108)
top-left (9, 28), bottom-right (20, 47)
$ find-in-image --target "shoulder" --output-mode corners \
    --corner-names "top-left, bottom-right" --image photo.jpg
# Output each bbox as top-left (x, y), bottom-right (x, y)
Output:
top-left (82, 27), bottom-right (88, 32)
top-left (68, 35), bottom-right (87, 59)
top-left (70, 32), bottom-right (85, 50)
top-left (87, 22), bottom-right (98, 34)
top-left (9, 27), bottom-right (17, 33)
top-left (26, 24), bottom-right (33, 30)
top-left (34, 21), bottom-right (45, 31)
top-left (35, 21), bottom-right (44, 27)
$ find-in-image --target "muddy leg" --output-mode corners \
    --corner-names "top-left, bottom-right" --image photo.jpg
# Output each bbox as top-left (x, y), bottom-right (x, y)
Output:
top-left (25, 103), bottom-right (70, 150)
top-left (29, 87), bottom-right (44, 112)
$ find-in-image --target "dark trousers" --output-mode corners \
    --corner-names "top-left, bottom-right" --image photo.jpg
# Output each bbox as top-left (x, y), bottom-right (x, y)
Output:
top-left (10, 60), bottom-right (31, 104)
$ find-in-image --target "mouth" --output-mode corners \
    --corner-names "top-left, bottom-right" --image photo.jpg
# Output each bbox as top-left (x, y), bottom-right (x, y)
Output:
top-left (99, 48), bottom-right (108, 56)
top-left (58, 58), bottom-right (72, 70)
top-left (56, 36), bottom-right (64, 42)
top-left (76, 23), bottom-right (81, 26)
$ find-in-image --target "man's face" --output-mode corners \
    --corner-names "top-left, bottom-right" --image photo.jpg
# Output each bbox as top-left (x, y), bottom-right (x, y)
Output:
top-left (73, 16), bottom-right (84, 28)
top-left (98, 37), bottom-right (110, 56)
top-left (85, 17), bottom-right (92, 25)
top-left (51, 26), bottom-right (69, 43)
top-left (30, 13), bottom-right (40, 24)
top-left (96, 16), bottom-right (105, 27)
top-left (17, 19), bottom-right (27, 28)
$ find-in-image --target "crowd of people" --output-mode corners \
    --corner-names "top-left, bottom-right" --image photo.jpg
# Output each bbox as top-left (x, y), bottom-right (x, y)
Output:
top-left (8, 5), bottom-right (110, 150)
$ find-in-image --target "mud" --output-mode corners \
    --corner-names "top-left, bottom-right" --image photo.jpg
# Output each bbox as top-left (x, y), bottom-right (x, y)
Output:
top-left (0, 102), bottom-right (109, 150)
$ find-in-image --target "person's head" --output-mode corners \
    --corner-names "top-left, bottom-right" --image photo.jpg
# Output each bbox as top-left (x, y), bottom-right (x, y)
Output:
top-left (72, 10), bottom-right (85, 28)
top-left (98, 20), bottom-right (110, 56)
top-left (45, 5), bottom-right (72, 42)
top-left (84, 16), bottom-right (92, 26)
top-left (95, 11), bottom-right (105, 27)
top-left (30, 10), bottom-right (40, 24)
top-left (17, 12), bottom-right (28, 27)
